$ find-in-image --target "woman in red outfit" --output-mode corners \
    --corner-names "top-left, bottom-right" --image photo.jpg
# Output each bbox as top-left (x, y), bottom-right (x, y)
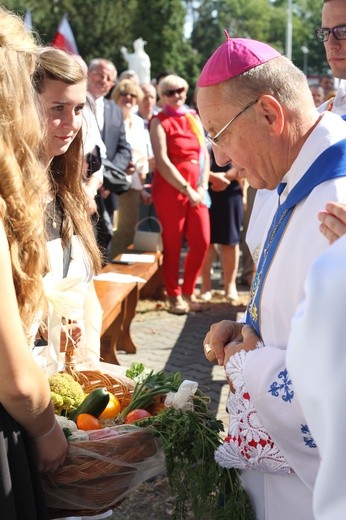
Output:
top-left (150, 75), bottom-right (210, 314)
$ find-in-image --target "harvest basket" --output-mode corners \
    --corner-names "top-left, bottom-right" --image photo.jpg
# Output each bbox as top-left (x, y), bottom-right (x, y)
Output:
top-left (43, 426), bottom-right (164, 518)
top-left (43, 346), bottom-right (165, 518)
top-left (64, 345), bottom-right (134, 408)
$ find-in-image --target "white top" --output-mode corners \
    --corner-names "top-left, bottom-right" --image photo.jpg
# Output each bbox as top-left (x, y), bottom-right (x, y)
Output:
top-left (124, 112), bottom-right (150, 190)
top-left (287, 235), bottom-right (346, 520)
top-left (216, 111), bottom-right (346, 500)
top-left (83, 102), bottom-right (106, 185)
top-left (34, 236), bottom-right (102, 375)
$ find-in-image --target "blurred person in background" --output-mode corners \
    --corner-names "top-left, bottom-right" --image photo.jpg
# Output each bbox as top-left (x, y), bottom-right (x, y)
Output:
top-left (136, 82), bottom-right (158, 229)
top-left (150, 74), bottom-right (210, 314)
top-left (111, 79), bottom-right (151, 256)
top-left (87, 58), bottom-right (131, 262)
top-left (309, 84), bottom-right (325, 106)
top-left (200, 151), bottom-right (244, 304)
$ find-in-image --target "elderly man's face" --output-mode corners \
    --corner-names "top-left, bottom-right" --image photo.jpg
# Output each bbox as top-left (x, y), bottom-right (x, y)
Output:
top-left (197, 85), bottom-right (280, 190)
top-left (322, 0), bottom-right (346, 79)
top-left (88, 62), bottom-right (116, 99)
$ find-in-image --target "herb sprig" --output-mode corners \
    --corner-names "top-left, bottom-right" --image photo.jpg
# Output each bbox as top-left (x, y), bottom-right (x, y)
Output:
top-left (124, 364), bottom-right (254, 520)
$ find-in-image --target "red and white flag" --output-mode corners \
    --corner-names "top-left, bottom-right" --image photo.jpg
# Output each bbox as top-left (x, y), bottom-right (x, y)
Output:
top-left (52, 14), bottom-right (79, 55)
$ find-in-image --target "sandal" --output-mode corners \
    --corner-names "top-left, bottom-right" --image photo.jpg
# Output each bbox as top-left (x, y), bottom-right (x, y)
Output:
top-left (182, 294), bottom-right (203, 312)
top-left (166, 295), bottom-right (189, 315)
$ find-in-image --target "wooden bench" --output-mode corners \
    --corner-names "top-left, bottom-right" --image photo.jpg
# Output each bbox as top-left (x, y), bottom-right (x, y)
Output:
top-left (93, 250), bottom-right (163, 365)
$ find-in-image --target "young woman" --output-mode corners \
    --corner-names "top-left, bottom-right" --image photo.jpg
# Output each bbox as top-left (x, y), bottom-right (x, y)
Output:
top-left (0, 8), bottom-right (68, 519)
top-left (32, 48), bottom-right (102, 375)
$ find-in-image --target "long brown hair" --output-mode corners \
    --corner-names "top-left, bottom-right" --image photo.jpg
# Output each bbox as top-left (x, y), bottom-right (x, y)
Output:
top-left (0, 8), bottom-right (49, 334)
top-left (33, 47), bottom-right (102, 274)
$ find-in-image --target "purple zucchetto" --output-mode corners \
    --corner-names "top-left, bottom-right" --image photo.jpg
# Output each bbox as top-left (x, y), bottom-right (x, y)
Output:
top-left (198, 32), bottom-right (281, 87)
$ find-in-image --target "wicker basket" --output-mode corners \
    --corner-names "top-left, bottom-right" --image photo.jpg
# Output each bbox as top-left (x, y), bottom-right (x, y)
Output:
top-left (43, 346), bottom-right (165, 518)
top-left (43, 427), bottom-right (164, 518)
top-left (63, 344), bottom-right (134, 408)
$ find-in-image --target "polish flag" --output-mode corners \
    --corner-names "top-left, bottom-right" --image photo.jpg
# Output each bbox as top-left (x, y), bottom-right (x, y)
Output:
top-left (52, 14), bottom-right (79, 55)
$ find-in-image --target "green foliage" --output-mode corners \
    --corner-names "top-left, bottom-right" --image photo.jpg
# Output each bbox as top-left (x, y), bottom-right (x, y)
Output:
top-left (139, 394), bottom-right (255, 519)
top-left (189, 0), bottom-right (329, 76)
top-left (1, 0), bottom-right (332, 87)
top-left (123, 364), bottom-right (254, 519)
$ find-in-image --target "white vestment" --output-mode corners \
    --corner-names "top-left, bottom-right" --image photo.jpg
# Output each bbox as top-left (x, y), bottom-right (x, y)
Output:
top-left (287, 235), bottom-right (346, 520)
top-left (216, 111), bottom-right (346, 519)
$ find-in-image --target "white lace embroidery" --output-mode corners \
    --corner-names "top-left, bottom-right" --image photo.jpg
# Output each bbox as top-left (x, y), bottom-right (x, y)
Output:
top-left (215, 350), bottom-right (291, 474)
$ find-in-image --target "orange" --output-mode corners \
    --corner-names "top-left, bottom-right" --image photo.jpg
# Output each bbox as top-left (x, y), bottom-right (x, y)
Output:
top-left (98, 393), bottom-right (122, 420)
top-left (76, 413), bottom-right (102, 431)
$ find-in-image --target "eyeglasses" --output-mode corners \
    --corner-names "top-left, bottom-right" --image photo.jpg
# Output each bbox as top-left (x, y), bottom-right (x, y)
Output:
top-left (163, 87), bottom-right (185, 97)
top-left (119, 92), bottom-right (137, 98)
top-left (206, 99), bottom-right (258, 147)
top-left (315, 25), bottom-right (346, 42)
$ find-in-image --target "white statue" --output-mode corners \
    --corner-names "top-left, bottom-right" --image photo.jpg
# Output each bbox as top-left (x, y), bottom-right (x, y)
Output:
top-left (120, 38), bottom-right (151, 84)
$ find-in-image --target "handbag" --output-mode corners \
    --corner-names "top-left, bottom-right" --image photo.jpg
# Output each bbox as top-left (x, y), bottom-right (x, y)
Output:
top-left (102, 158), bottom-right (131, 195)
top-left (133, 217), bottom-right (163, 252)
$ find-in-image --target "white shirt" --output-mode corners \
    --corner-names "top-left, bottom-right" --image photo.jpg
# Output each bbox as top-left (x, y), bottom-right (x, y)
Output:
top-left (94, 96), bottom-right (105, 131)
top-left (124, 112), bottom-right (150, 190)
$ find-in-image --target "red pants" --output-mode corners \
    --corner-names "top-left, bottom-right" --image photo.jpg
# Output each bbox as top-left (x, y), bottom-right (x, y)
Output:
top-left (154, 193), bottom-right (210, 296)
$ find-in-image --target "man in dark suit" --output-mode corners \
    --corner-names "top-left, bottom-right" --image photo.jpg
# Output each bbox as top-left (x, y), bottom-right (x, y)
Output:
top-left (88, 58), bottom-right (131, 262)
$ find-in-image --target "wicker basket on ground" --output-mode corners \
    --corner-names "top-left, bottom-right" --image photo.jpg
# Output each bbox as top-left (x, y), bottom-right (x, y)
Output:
top-left (43, 346), bottom-right (165, 518)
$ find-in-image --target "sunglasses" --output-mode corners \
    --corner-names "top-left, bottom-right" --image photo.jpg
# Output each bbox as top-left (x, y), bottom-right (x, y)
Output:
top-left (315, 24), bottom-right (346, 42)
top-left (119, 92), bottom-right (137, 98)
top-left (163, 87), bottom-right (185, 97)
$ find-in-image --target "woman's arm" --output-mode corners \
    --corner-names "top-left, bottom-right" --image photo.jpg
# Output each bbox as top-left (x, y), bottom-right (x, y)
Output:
top-left (149, 118), bottom-right (202, 204)
top-left (150, 117), bottom-right (191, 191)
top-left (0, 222), bottom-right (68, 471)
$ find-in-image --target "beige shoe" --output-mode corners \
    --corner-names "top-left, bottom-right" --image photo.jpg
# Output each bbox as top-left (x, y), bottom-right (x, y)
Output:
top-left (182, 294), bottom-right (203, 312)
top-left (166, 295), bottom-right (189, 315)
top-left (199, 290), bottom-right (212, 302)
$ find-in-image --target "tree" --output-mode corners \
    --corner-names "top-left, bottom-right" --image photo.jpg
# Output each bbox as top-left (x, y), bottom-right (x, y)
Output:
top-left (1, 0), bottom-right (331, 80)
top-left (3, 0), bottom-right (137, 66)
top-left (129, 0), bottom-right (200, 89)
top-left (189, 0), bottom-right (329, 76)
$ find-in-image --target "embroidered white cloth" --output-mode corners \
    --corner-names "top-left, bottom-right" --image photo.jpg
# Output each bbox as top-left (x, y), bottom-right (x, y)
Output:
top-left (215, 350), bottom-right (291, 474)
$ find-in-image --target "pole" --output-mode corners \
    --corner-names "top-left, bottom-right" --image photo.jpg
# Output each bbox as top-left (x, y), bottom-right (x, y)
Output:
top-left (285, 0), bottom-right (293, 60)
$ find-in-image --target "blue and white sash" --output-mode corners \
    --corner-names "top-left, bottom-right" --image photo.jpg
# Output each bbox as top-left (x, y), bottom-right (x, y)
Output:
top-left (246, 138), bottom-right (346, 337)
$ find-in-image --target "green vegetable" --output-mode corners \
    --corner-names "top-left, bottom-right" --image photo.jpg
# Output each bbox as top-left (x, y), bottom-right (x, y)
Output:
top-left (49, 372), bottom-right (85, 416)
top-left (119, 369), bottom-right (181, 423)
top-left (126, 368), bottom-right (255, 520)
top-left (69, 388), bottom-right (110, 421)
top-left (125, 362), bottom-right (151, 383)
